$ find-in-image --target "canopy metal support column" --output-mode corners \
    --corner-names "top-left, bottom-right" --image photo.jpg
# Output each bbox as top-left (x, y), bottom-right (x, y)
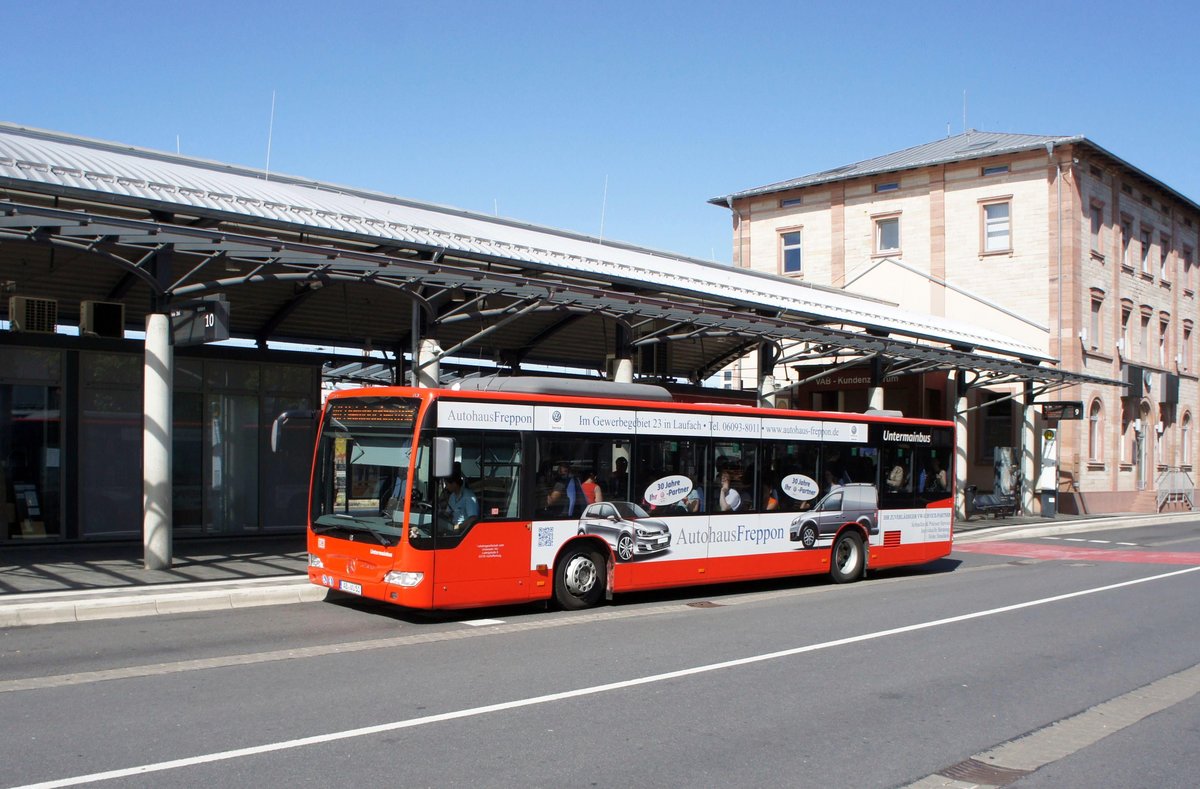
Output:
top-left (953, 369), bottom-right (971, 522)
top-left (612, 322), bottom-right (634, 383)
top-left (757, 342), bottom-right (780, 407)
top-left (143, 246), bottom-right (174, 569)
top-left (1020, 381), bottom-right (1037, 515)
top-left (867, 355), bottom-right (886, 410)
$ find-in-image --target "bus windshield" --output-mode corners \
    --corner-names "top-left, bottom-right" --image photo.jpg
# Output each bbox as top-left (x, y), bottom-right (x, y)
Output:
top-left (312, 397), bottom-right (422, 547)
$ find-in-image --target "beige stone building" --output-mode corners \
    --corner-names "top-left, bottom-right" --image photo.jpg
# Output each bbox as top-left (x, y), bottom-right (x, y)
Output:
top-left (713, 131), bottom-right (1197, 514)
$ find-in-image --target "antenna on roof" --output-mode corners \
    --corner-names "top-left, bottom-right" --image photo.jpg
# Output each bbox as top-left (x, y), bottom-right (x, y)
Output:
top-left (265, 89), bottom-right (277, 182)
top-left (599, 174), bottom-right (609, 245)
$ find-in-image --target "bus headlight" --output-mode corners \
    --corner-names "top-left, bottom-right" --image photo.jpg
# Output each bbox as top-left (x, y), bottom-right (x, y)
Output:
top-left (308, 554), bottom-right (324, 569)
top-left (384, 571), bottom-right (424, 588)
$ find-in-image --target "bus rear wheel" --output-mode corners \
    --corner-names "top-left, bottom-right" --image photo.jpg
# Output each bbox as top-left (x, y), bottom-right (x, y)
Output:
top-left (555, 545), bottom-right (606, 610)
top-left (830, 531), bottom-right (864, 584)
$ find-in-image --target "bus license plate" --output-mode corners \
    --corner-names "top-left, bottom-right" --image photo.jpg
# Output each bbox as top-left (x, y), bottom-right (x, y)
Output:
top-left (339, 580), bottom-right (363, 596)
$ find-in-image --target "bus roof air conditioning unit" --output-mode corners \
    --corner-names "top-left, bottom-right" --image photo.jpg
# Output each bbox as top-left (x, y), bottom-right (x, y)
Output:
top-left (80, 300), bottom-right (125, 338)
top-left (8, 296), bottom-right (58, 333)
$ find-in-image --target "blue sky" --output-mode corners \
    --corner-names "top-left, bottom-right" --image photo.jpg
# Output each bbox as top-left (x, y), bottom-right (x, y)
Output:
top-left (6, 0), bottom-right (1200, 263)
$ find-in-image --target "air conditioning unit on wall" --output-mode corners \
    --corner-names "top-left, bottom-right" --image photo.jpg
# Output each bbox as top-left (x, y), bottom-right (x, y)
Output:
top-left (80, 300), bottom-right (125, 338)
top-left (8, 296), bottom-right (58, 333)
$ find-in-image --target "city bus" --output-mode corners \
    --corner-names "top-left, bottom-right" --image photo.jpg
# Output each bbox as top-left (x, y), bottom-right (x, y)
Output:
top-left (294, 376), bottom-right (954, 611)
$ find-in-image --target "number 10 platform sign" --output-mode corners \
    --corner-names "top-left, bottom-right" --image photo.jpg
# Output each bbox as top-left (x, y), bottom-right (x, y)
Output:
top-left (170, 295), bottom-right (230, 346)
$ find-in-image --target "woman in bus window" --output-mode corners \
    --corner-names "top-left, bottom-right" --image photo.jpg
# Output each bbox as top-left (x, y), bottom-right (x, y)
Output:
top-left (717, 471), bottom-right (742, 512)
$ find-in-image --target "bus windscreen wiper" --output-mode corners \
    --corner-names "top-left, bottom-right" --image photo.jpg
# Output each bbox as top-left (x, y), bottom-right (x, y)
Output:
top-left (313, 516), bottom-right (394, 546)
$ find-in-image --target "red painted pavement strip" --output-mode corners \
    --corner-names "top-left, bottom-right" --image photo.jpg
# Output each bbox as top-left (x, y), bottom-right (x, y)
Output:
top-left (955, 541), bottom-right (1200, 565)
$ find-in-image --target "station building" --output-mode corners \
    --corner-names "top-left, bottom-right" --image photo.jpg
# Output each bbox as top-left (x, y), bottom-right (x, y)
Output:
top-left (713, 130), bottom-right (1194, 514)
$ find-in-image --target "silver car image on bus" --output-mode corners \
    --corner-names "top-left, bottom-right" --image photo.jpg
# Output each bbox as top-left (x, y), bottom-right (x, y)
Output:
top-left (578, 501), bottom-right (672, 562)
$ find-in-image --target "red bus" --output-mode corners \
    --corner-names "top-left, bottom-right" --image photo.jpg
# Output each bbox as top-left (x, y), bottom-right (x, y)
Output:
top-left (295, 377), bottom-right (954, 611)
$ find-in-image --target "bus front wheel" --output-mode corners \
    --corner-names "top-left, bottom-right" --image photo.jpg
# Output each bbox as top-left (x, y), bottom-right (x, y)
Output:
top-left (830, 531), bottom-right (864, 584)
top-left (555, 545), bottom-right (606, 609)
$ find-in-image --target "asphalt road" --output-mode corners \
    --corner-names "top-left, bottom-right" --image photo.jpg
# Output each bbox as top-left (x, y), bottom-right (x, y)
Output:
top-left (2, 518), bottom-right (1199, 788)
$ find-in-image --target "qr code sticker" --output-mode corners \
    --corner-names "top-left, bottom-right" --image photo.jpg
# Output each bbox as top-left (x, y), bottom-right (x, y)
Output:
top-left (537, 526), bottom-right (555, 548)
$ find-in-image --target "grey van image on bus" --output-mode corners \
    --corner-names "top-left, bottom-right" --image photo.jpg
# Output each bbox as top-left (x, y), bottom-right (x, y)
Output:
top-left (788, 483), bottom-right (879, 548)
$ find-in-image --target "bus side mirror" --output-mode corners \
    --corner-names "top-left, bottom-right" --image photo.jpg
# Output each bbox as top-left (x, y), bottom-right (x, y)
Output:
top-left (270, 409), bottom-right (316, 452)
top-left (433, 436), bottom-right (456, 478)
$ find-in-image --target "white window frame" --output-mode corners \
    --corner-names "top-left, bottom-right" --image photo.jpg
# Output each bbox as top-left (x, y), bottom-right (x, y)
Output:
top-left (1089, 296), bottom-right (1103, 351)
top-left (874, 214), bottom-right (901, 256)
top-left (1088, 399), bottom-right (1103, 461)
top-left (981, 199), bottom-right (1012, 254)
top-left (779, 229), bottom-right (803, 275)
top-left (1089, 201), bottom-right (1105, 256)
top-left (1120, 216), bottom-right (1134, 268)
top-left (1183, 412), bottom-right (1192, 467)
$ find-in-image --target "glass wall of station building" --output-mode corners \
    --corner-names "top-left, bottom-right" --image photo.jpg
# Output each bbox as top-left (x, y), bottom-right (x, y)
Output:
top-left (0, 341), bottom-right (319, 542)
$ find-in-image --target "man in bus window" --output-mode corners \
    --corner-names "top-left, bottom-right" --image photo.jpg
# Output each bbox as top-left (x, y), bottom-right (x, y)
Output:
top-left (444, 473), bottom-right (479, 532)
top-left (547, 462), bottom-right (586, 517)
top-left (607, 456), bottom-right (629, 501)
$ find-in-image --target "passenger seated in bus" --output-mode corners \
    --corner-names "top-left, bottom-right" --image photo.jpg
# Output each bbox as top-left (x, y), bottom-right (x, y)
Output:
top-left (606, 457), bottom-right (629, 501)
top-left (887, 463), bottom-right (908, 492)
top-left (581, 470), bottom-right (603, 504)
top-left (443, 472), bottom-right (479, 533)
top-left (932, 459), bottom-right (948, 491)
top-left (546, 462), bottom-right (587, 517)
top-left (717, 471), bottom-right (742, 512)
top-left (685, 475), bottom-right (704, 513)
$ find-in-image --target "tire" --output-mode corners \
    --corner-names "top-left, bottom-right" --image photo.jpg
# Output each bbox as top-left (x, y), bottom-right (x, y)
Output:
top-left (830, 530), bottom-right (864, 584)
top-left (799, 522), bottom-right (819, 549)
top-left (555, 545), bottom-right (606, 609)
top-left (616, 533), bottom-right (635, 562)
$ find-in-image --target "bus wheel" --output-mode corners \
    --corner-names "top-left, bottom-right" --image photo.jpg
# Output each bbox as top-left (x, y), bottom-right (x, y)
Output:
top-left (616, 534), bottom-right (635, 562)
top-left (830, 531), bottom-right (864, 584)
top-left (555, 546), bottom-right (606, 609)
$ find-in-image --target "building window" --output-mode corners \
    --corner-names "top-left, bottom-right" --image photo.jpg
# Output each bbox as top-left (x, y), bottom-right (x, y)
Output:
top-left (1140, 227), bottom-right (1153, 275)
top-left (780, 230), bottom-right (803, 274)
top-left (1090, 202), bottom-right (1105, 255)
top-left (1120, 305), bottom-right (1132, 357)
top-left (1183, 412), bottom-right (1192, 467)
top-left (875, 215), bottom-right (900, 255)
top-left (1183, 246), bottom-right (1194, 293)
top-left (1140, 312), bottom-right (1151, 361)
top-left (1088, 399), bottom-right (1103, 461)
top-left (1160, 234), bottom-right (1171, 281)
top-left (1089, 295), bottom-right (1103, 351)
top-left (1120, 216), bottom-right (1134, 268)
top-left (1159, 318), bottom-right (1170, 367)
top-left (981, 200), bottom-right (1012, 253)
top-left (780, 197), bottom-right (802, 208)
top-left (875, 182), bottom-right (899, 193)
top-left (1183, 323), bottom-right (1193, 371)
top-left (982, 164), bottom-right (1009, 176)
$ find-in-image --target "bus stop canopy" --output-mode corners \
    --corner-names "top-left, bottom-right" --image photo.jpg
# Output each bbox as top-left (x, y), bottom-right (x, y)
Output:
top-left (0, 122), bottom-right (1111, 391)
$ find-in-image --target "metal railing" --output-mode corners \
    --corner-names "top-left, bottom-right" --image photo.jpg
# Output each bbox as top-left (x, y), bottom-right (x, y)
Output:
top-left (1156, 467), bottom-right (1195, 512)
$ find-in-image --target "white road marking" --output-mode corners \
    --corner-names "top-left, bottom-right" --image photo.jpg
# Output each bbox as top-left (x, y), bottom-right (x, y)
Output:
top-left (1116, 542), bottom-right (1139, 546)
top-left (13, 564), bottom-right (1200, 789)
top-left (461, 618), bottom-right (505, 627)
